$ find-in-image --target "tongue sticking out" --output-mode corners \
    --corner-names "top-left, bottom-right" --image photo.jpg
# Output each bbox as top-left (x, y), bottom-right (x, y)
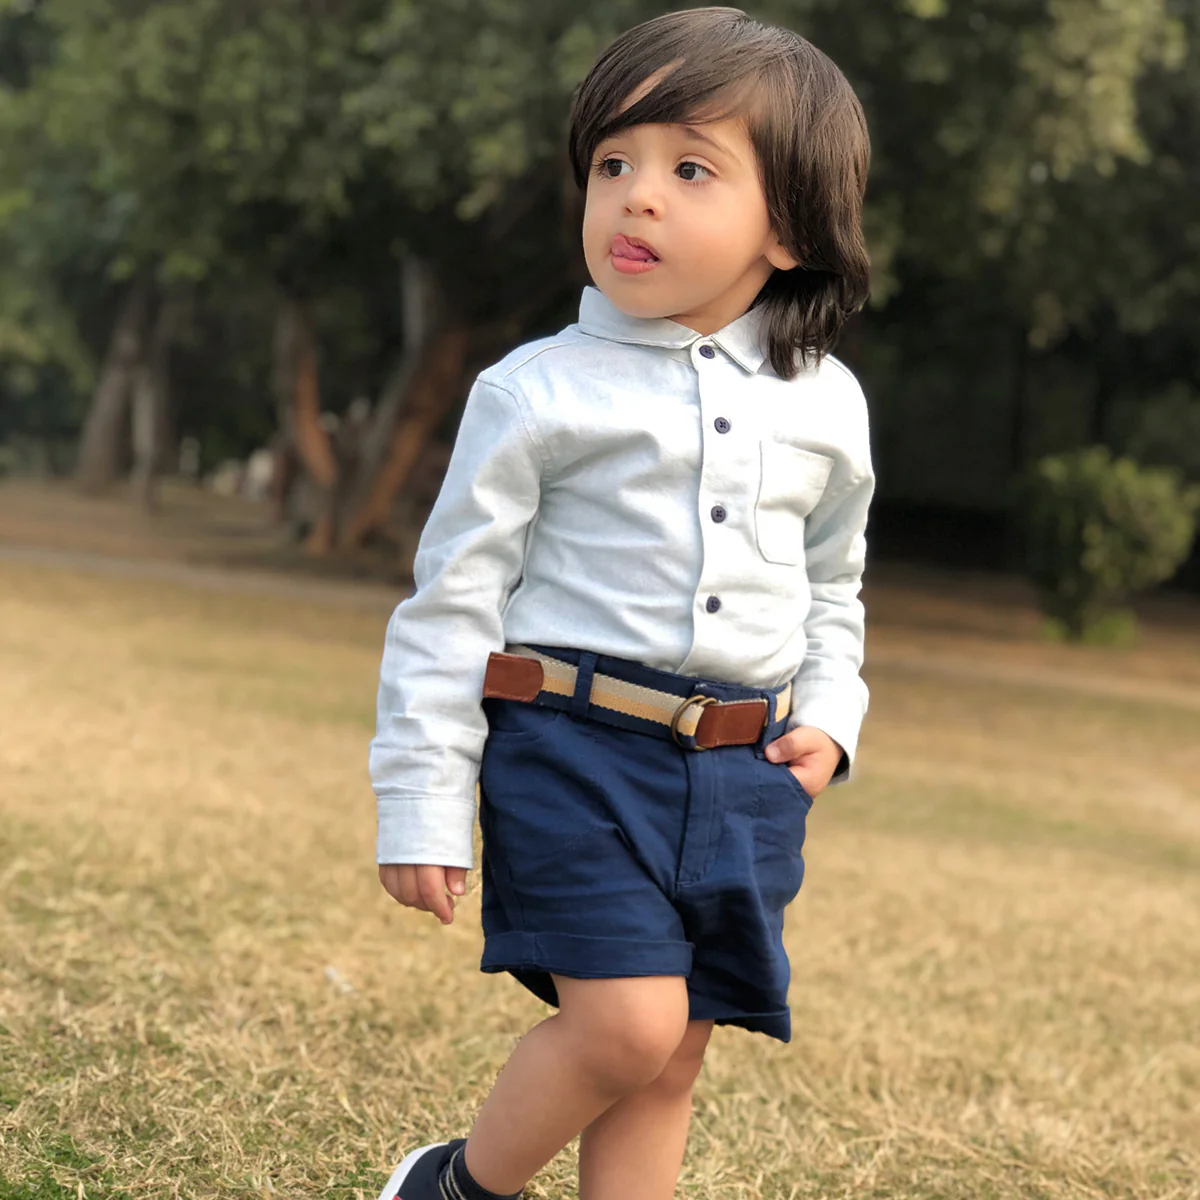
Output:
top-left (612, 234), bottom-right (658, 262)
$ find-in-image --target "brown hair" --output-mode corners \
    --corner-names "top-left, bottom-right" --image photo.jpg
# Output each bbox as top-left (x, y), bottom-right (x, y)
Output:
top-left (567, 7), bottom-right (870, 379)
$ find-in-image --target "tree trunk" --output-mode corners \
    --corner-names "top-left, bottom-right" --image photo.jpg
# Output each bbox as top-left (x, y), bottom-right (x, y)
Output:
top-left (77, 274), bottom-right (153, 492)
top-left (333, 258), bottom-right (569, 550)
top-left (269, 264), bottom-right (468, 555)
top-left (267, 428), bottom-right (300, 525)
top-left (337, 257), bottom-right (457, 549)
top-left (1009, 325), bottom-right (1031, 475)
top-left (131, 289), bottom-right (185, 512)
top-left (270, 300), bottom-right (301, 524)
top-left (1090, 318), bottom-right (1114, 447)
top-left (340, 324), bottom-right (468, 549)
top-left (272, 294), bottom-right (338, 551)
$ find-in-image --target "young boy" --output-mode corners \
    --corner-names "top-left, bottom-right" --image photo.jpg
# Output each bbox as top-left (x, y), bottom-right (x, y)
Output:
top-left (370, 8), bottom-right (873, 1199)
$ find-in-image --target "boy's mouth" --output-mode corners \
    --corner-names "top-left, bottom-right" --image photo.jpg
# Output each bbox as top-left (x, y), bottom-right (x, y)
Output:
top-left (611, 233), bottom-right (661, 274)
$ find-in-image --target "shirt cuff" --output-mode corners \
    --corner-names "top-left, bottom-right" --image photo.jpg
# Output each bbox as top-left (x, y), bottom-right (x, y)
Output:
top-left (786, 686), bottom-right (865, 785)
top-left (376, 794), bottom-right (478, 869)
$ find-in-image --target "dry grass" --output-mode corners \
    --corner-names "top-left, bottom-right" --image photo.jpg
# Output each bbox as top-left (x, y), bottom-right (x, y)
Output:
top-left (0, 478), bottom-right (284, 565)
top-left (1, 560), bottom-right (1199, 1199)
top-left (0, 479), bottom-right (415, 587)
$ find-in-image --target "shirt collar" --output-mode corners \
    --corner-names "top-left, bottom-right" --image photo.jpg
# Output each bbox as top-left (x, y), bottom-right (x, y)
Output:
top-left (577, 286), bottom-right (768, 376)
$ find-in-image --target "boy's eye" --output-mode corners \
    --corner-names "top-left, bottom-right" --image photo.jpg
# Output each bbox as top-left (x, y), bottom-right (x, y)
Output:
top-left (677, 161), bottom-right (712, 182)
top-left (596, 157), bottom-right (631, 178)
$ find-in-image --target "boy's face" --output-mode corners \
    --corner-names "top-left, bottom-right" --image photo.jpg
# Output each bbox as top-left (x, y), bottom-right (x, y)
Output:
top-left (582, 109), bottom-right (797, 336)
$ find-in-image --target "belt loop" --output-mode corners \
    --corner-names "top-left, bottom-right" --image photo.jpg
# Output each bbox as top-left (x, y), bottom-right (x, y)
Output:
top-left (755, 688), bottom-right (781, 755)
top-left (570, 651), bottom-right (598, 719)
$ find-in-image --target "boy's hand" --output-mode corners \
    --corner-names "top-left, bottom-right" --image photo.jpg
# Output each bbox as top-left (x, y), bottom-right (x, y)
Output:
top-left (378, 864), bottom-right (468, 925)
top-left (764, 725), bottom-right (843, 800)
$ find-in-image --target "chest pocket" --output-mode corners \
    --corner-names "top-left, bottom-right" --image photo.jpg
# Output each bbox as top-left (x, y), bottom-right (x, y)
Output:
top-left (754, 440), bottom-right (836, 566)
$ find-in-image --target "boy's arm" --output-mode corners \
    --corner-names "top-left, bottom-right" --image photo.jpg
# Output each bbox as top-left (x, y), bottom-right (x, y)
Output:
top-left (370, 375), bottom-right (544, 869)
top-left (786, 388), bottom-right (875, 785)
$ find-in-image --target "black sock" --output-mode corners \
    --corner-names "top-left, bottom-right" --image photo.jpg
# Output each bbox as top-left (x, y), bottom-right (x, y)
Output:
top-left (438, 1144), bottom-right (522, 1200)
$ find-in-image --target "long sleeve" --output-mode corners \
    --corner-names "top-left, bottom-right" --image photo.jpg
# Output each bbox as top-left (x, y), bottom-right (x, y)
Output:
top-left (786, 385), bottom-right (875, 784)
top-left (369, 375), bottom-right (545, 868)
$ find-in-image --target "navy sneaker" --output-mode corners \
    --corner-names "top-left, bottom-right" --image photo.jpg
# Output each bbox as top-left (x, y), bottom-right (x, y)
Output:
top-left (376, 1138), bottom-right (466, 1200)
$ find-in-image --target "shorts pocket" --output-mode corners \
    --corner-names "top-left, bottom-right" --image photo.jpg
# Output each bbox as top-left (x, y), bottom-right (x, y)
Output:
top-left (754, 441), bottom-right (835, 566)
top-left (483, 697), bottom-right (566, 745)
top-left (779, 764), bottom-right (815, 810)
top-left (749, 761), bottom-right (811, 910)
top-left (478, 730), bottom-right (613, 882)
top-left (754, 760), bottom-right (813, 854)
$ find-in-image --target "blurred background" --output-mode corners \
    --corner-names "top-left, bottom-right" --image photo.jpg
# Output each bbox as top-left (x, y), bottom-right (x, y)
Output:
top-left (1, 4), bottom-right (1198, 1199)
top-left (1, 0), bottom-right (1197, 607)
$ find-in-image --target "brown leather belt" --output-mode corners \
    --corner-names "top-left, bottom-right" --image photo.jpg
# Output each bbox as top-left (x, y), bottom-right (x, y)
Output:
top-left (482, 644), bottom-right (790, 750)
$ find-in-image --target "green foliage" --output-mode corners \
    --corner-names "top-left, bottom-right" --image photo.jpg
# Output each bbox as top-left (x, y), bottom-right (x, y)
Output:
top-left (1041, 607), bottom-right (1139, 648)
top-left (347, 0), bottom-right (653, 219)
top-left (791, 0), bottom-right (1189, 344)
top-left (2, 0), bottom-right (380, 280)
top-left (1020, 447), bottom-right (1200, 640)
top-left (1123, 385), bottom-right (1200, 482)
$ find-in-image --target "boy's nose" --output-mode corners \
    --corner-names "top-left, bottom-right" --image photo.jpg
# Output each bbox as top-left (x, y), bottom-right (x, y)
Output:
top-left (623, 177), bottom-right (663, 217)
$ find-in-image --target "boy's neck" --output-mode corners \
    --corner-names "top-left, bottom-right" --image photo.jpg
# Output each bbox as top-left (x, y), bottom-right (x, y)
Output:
top-left (619, 258), bottom-right (775, 337)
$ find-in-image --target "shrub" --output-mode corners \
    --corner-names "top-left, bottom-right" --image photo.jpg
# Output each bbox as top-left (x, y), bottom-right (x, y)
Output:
top-left (1122, 385), bottom-right (1200, 483)
top-left (1019, 447), bottom-right (1200, 641)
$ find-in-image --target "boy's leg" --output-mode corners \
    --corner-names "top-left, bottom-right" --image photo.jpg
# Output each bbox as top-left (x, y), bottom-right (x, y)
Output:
top-left (462, 975), bottom-right (691, 1196)
top-left (577, 1018), bottom-right (714, 1200)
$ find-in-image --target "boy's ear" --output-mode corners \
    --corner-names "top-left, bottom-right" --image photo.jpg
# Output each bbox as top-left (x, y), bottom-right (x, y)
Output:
top-left (766, 238), bottom-right (801, 271)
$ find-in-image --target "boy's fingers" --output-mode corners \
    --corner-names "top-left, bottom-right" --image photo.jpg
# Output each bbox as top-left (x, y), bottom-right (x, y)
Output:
top-left (379, 864), bottom-right (407, 903)
top-left (766, 726), bottom-right (839, 764)
top-left (765, 728), bottom-right (803, 762)
top-left (393, 867), bottom-right (422, 909)
top-left (790, 764), bottom-right (823, 798)
top-left (417, 866), bottom-right (453, 924)
top-left (380, 864), bottom-right (465, 921)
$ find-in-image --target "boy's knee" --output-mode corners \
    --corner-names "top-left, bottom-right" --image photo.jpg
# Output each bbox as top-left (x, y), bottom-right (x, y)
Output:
top-left (579, 1014), bottom-right (686, 1091)
top-left (651, 1020), bottom-right (713, 1094)
top-left (555, 976), bottom-right (690, 1092)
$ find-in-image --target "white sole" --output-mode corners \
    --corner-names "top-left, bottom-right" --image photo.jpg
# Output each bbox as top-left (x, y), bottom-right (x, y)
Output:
top-left (376, 1141), bottom-right (447, 1200)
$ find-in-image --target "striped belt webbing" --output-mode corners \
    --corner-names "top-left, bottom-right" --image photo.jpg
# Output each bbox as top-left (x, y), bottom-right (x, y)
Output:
top-left (505, 643), bottom-right (791, 741)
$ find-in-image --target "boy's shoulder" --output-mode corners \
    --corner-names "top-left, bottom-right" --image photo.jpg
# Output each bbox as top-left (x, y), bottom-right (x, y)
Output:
top-left (476, 324), bottom-right (593, 393)
top-left (752, 350), bottom-right (867, 424)
top-left (807, 353), bottom-right (865, 401)
top-left (818, 352), bottom-right (859, 383)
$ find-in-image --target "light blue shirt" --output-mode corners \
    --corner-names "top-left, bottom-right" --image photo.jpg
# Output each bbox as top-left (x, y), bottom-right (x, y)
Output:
top-left (371, 287), bottom-right (875, 868)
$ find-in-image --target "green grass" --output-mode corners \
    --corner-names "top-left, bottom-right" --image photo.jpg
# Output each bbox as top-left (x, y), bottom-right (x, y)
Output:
top-left (0, 1134), bottom-right (138, 1200)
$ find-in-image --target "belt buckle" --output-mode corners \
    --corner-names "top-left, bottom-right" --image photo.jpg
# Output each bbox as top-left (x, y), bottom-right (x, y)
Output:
top-left (669, 694), bottom-right (718, 749)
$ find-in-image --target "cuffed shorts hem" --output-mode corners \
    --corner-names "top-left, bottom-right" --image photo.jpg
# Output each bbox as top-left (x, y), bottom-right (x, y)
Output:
top-left (481, 931), bottom-right (791, 1041)
top-left (701, 1005), bottom-right (792, 1042)
top-left (481, 930), bottom-right (694, 993)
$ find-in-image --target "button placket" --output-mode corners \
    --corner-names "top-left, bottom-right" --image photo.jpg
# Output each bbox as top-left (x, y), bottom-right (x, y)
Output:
top-left (692, 343), bottom-right (737, 643)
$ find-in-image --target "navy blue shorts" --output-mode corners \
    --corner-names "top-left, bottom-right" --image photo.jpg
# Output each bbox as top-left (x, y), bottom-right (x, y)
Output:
top-left (477, 645), bottom-right (812, 1042)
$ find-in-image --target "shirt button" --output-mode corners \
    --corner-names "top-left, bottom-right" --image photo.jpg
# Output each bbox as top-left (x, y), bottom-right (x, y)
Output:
top-left (714, 417), bottom-right (731, 434)
top-left (705, 595), bottom-right (722, 613)
top-left (710, 504), bottom-right (727, 523)
top-left (699, 344), bottom-right (716, 359)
